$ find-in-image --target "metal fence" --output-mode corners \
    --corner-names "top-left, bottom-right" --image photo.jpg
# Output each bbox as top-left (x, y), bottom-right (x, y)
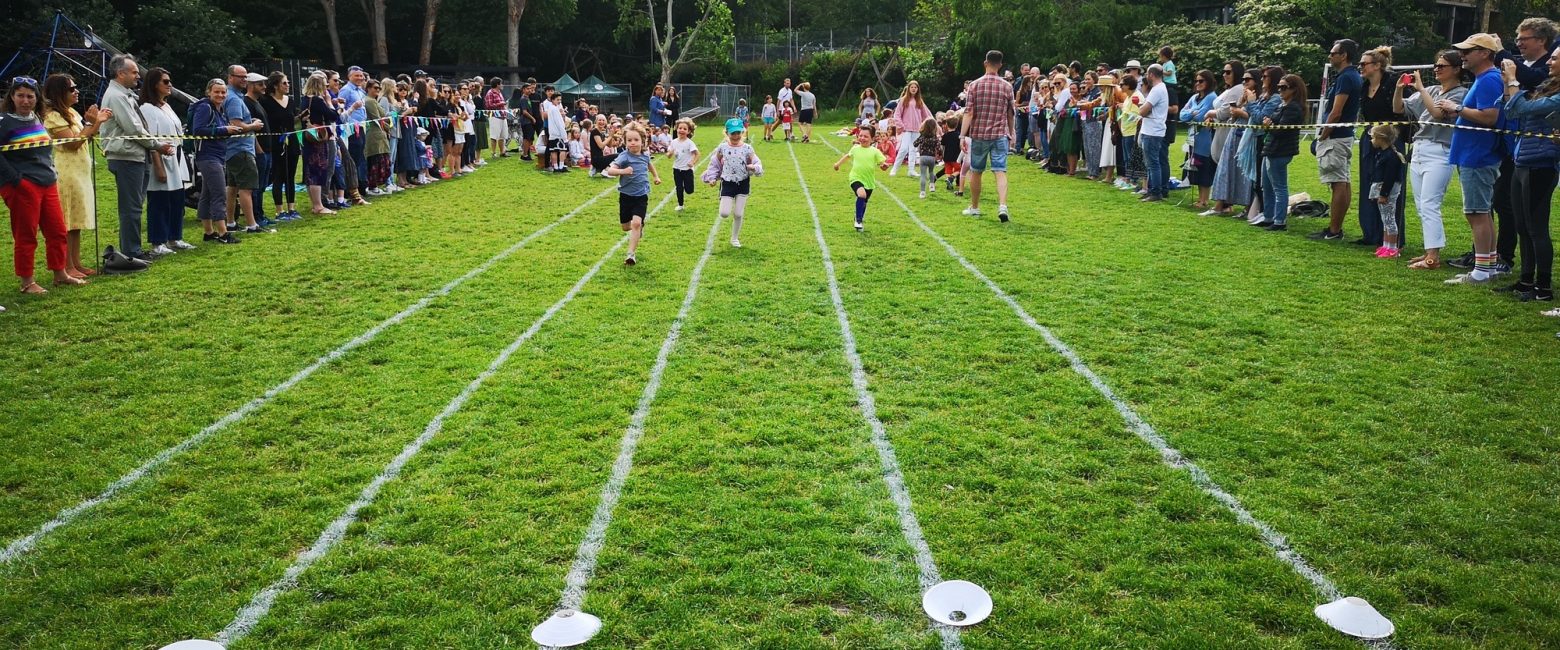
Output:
top-left (670, 83), bottom-right (752, 121)
top-left (734, 22), bottom-right (915, 63)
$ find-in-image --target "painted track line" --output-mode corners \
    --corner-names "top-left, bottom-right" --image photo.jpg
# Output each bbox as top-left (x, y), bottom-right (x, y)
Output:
top-left (216, 189), bottom-right (679, 646)
top-left (814, 134), bottom-right (1393, 646)
top-left (2, 184), bottom-right (619, 567)
top-left (786, 142), bottom-right (963, 650)
top-left (550, 190), bottom-right (724, 623)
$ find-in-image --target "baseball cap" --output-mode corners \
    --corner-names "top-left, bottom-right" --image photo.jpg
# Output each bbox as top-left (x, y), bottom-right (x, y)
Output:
top-left (1454, 33), bottom-right (1502, 52)
top-left (244, 73), bottom-right (267, 83)
top-left (725, 118), bottom-right (746, 134)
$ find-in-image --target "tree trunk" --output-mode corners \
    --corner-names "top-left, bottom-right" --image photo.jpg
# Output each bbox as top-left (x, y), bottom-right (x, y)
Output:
top-left (507, 0), bottom-right (526, 85)
top-left (420, 0), bottom-right (443, 66)
top-left (357, 0), bottom-right (390, 67)
top-left (322, 0), bottom-right (344, 66)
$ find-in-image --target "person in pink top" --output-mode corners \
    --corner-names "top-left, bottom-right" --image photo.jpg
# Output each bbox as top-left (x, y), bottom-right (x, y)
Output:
top-left (889, 80), bottom-right (932, 177)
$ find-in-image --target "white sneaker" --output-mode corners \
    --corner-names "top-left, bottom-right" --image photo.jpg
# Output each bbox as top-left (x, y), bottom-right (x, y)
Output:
top-left (919, 190), bottom-right (927, 199)
top-left (1541, 307), bottom-right (1560, 317)
top-left (888, 169), bottom-right (898, 177)
top-left (365, 187), bottom-right (384, 197)
top-left (929, 185), bottom-right (936, 193)
top-left (461, 166), bottom-right (475, 173)
top-left (961, 207), bottom-right (981, 217)
top-left (152, 244), bottom-right (176, 255)
top-left (675, 205), bottom-right (684, 211)
top-left (1445, 272), bottom-right (1491, 285)
top-left (1247, 212), bottom-right (1266, 224)
top-left (1198, 209), bottom-right (1220, 216)
top-left (172, 240), bottom-right (197, 250)
top-left (730, 239), bottom-right (742, 248)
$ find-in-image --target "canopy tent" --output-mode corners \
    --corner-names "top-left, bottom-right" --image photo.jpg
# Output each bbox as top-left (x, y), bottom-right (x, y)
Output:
top-left (550, 74), bottom-right (579, 93)
top-left (568, 76), bottom-right (627, 98)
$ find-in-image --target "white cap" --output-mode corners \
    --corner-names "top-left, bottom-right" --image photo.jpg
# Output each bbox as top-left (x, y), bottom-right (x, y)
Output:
top-left (1124, 60), bottom-right (1143, 70)
top-left (244, 73), bottom-right (268, 83)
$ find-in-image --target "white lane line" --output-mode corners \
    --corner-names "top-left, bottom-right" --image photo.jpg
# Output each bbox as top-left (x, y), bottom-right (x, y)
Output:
top-left (552, 192), bottom-right (725, 619)
top-left (2, 184), bottom-right (619, 567)
top-left (217, 190), bottom-right (678, 646)
top-left (786, 141), bottom-right (963, 650)
top-left (813, 134), bottom-right (1388, 643)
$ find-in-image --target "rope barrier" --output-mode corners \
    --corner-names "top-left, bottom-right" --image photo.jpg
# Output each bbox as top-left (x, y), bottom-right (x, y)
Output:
top-left (0, 109), bottom-right (533, 152)
top-left (1038, 104), bottom-right (1559, 140)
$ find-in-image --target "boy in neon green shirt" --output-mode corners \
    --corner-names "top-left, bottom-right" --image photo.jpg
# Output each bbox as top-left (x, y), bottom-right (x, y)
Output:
top-left (833, 124), bottom-right (889, 231)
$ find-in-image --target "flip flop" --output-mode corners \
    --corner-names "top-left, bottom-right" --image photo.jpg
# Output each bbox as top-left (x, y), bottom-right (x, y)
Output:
top-left (1407, 258), bottom-right (1442, 270)
top-left (20, 282), bottom-right (47, 295)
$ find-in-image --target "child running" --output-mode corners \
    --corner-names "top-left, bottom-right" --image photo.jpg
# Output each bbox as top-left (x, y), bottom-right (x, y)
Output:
top-left (668, 118), bottom-right (699, 211)
top-left (833, 124), bottom-right (889, 232)
top-left (709, 118), bottom-right (761, 248)
top-left (605, 124), bottom-right (661, 265)
top-left (1368, 124), bottom-right (1406, 258)
top-left (914, 117), bottom-right (941, 198)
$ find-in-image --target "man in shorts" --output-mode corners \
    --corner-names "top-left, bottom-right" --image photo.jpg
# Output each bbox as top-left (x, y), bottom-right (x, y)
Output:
top-left (223, 64), bottom-right (268, 234)
top-left (1443, 33), bottom-right (1511, 284)
top-left (960, 49), bottom-right (1016, 222)
top-left (1310, 39), bottom-right (1362, 241)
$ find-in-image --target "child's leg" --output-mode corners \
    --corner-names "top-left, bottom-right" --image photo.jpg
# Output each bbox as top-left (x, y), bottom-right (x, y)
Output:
top-left (854, 186), bottom-right (869, 223)
top-left (731, 194), bottom-right (747, 242)
top-left (719, 195), bottom-right (734, 219)
top-left (1382, 191), bottom-right (1400, 249)
top-left (627, 216), bottom-right (643, 257)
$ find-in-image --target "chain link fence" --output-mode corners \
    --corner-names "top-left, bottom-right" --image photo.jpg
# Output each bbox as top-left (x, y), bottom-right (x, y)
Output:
top-left (734, 22), bottom-right (915, 64)
top-left (669, 84), bottom-right (752, 121)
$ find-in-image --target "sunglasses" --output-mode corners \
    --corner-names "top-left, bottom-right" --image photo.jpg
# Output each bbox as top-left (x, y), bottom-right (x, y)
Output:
top-left (67, 85), bottom-right (79, 92)
top-left (1223, 69), bottom-right (1234, 74)
top-left (159, 79), bottom-right (172, 86)
top-left (11, 76), bottom-right (38, 87)
top-left (1277, 84), bottom-right (1291, 89)
top-left (1433, 63), bottom-right (1452, 69)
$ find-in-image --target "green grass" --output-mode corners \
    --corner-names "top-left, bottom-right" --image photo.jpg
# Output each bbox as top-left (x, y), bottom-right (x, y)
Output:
top-left (1, 125), bottom-right (1557, 649)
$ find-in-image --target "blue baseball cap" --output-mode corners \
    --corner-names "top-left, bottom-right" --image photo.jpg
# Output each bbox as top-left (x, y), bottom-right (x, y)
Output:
top-left (725, 118), bottom-right (746, 134)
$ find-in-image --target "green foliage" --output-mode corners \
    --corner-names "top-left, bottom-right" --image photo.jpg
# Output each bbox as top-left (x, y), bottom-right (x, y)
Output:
top-left (135, 0), bottom-right (271, 85)
top-left (1130, 6), bottom-right (1322, 90)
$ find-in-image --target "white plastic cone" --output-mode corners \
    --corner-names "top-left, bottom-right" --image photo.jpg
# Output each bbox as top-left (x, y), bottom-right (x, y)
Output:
top-left (921, 580), bottom-right (993, 627)
top-left (1314, 597), bottom-right (1394, 639)
top-left (531, 609), bottom-right (602, 647)
top-left (158, 641), bottom-right (225, 650)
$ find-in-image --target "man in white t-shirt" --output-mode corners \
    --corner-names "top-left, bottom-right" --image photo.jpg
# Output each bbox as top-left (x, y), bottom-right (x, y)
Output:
top-left (777, 78), bottom-right (794, 113)
top-left (1137, 64), bottom-right (1170, 202)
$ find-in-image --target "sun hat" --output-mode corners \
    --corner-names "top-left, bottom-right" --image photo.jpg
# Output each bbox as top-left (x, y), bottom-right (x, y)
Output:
top-left (1124, 60), bottom-right (1143, 70)
top-left (1453, 33), bottom-right (1502, 52)
top-left (725, 117), bottom-right (746, 134)
top-left (1097, 75), bottom-right (1118, 87)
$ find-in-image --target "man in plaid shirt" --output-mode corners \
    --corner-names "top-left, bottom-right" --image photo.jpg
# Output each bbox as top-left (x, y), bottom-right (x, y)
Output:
top-left (960, 50), bottom-right (1016, 222)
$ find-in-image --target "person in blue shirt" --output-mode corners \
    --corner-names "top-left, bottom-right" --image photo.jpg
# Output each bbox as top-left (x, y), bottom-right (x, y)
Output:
top-left (1500, 44), bottom-right (1560, 302)
top-left (605, 124), bottom-right (662, 266)
top-left (338, 67), bottom-right (371, 207)
top-left (1178, 70), bottom-right (1218, 209)
top-left (1442, 33), bottom-right (1511, 285)
top-left (648, 85), bottom-right (669, 129)
top-left (223, 65), bottom-right (266, 233)
top-left (1311, 39), bottom-right (1362, 241)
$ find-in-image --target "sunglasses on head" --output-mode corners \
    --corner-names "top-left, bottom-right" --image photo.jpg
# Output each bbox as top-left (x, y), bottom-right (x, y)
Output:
top-left (11, 76), bottom-right (38, 87)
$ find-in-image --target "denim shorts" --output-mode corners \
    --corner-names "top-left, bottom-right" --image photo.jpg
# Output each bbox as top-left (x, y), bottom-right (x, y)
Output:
top-left (1458, 164), bottom-right (1499, 213)
top-left (969, 136), bottom-right (1009, 173)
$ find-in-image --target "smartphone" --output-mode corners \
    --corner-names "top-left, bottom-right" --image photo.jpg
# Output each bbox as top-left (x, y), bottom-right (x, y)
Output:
top-left (1400, 73), bottom-right (1415, 86)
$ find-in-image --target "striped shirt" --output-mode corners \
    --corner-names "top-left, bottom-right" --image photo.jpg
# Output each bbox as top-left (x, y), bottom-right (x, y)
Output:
top-left (964, 74), bottom-right (1015, 141)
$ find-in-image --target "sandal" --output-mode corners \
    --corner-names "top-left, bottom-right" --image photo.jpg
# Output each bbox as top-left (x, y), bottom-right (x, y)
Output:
top-left (55, 276), bottom-right (87, 286)
top-left (1407, 254), bottom-right (1427, 264)
top-left (1407, 258), bottom-right (1442, 270)
top-left (19, 282), bottom-right (46, 295)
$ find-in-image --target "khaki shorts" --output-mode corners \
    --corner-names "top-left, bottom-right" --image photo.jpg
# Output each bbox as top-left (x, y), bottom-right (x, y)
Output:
top-left (1316, 137), bottom-right (1353, 185)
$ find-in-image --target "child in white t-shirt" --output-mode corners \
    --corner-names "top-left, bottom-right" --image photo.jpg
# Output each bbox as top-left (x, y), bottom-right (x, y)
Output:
top-left (667, 118), bottom-right (700, 211)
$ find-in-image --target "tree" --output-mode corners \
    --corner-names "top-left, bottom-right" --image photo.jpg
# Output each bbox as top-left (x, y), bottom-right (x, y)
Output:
top-left (321, 0), bottom-right (345, 66)
top-left (420, 0), bottom-right (442, 65)
top-left (507, 0), bottom-right (526, 82)
top-left (132, 0), bottom-right (268, 88)
top-left (1130, 0), bottom-right (1321, 85)
top-left (619, 0), bottom-right (736, 87)
top-left (359, 0), bottom-right (389, 65)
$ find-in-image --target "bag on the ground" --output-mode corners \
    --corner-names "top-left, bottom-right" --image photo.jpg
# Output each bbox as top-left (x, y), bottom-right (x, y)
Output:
top-left (101, 246), bottom-right (149, 274)
top-left (1288, 200), bottom-right (1329, 219)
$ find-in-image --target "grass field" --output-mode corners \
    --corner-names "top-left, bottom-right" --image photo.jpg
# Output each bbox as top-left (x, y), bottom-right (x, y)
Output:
top-left (2, 124), bottom-right (1558, 649)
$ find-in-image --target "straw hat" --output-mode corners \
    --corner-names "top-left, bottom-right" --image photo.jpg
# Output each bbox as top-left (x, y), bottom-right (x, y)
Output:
top-left (1097, 75), bottom-right (1118, 87)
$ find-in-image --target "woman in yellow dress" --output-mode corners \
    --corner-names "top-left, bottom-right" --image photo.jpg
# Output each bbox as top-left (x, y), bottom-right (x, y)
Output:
top-left (40, 73), bottom-right (107, 279)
